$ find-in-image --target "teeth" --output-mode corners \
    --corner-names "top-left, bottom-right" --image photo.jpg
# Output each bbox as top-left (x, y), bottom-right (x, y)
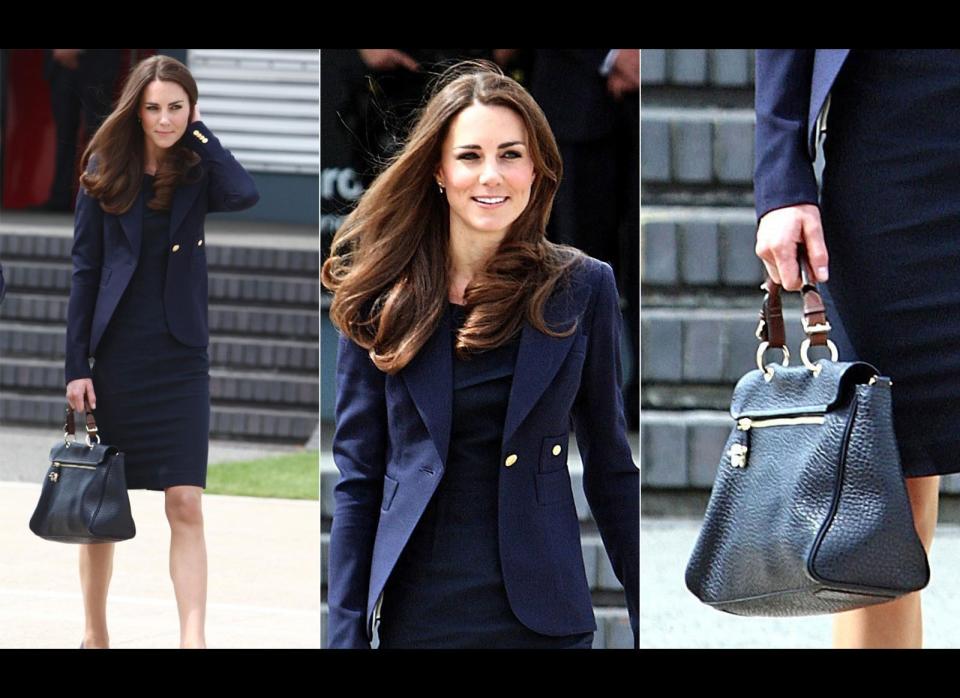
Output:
top-left (475, 197), bottom-right (506, 204)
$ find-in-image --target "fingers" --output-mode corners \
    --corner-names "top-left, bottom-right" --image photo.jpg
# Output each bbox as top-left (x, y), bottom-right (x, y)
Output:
top-left (756, 204), bottom-right (826, 291)
top-left (802, 215), bottom-right (829, 283)
top-left (65, 379), bottom-right (96, 412)
top-left (393, 50), bottom-right (420, 72)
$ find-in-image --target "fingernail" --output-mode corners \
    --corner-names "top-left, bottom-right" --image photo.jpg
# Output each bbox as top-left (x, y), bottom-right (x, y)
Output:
top-left (817, 266), bottom-right (829, 281)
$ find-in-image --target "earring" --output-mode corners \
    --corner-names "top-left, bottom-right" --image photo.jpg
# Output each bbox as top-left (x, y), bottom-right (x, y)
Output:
top-left (437, 182), bottom-right (445, 195)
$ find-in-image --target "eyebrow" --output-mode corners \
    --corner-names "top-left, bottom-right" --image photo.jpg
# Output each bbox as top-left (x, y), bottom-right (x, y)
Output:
top-left (454, 141), bottom-right (526, 150)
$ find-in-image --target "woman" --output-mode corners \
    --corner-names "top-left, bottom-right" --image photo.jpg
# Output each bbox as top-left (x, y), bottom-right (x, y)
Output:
top-left (754, 49), bottom-right (947, 648)
top-left (64, 55), bottom-right (259, 649)
top-left (322, 62), bottom-right (638, 649)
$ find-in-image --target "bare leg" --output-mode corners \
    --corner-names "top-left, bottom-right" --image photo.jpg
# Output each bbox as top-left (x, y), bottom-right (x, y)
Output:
top-left (79, 542), bottom-right (114, 648)
top-left (832, 474), bottom-right (940, 649)
top-left (165, 486), bottom-right (207, 648)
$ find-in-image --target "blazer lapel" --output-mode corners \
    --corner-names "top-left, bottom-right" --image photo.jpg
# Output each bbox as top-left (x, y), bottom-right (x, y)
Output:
top-left (118, 188), bottom-right (144, 257)
top-left (168, 175), bottom-right (204, 242)
top-left (502, 281), bottom-right (589, 445)
top-left (400, 306), bottom-right (454, 467)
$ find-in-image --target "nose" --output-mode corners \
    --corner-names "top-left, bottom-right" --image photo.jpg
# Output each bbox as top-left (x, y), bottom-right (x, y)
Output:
top-left (479, 157), bottom-right (502, 186)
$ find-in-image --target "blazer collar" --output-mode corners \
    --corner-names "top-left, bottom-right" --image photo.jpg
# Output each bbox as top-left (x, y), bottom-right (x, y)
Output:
top-left (502, 284), bottom-right (587, 445)
top-left (400, 306), bottom-right (454, 468)
top-left (400, 278), bottom-right (591, 468)
top-left (118, 186), bottom-right (144, 257)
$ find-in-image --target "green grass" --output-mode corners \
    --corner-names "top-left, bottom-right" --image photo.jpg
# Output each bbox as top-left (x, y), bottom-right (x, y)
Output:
top-left (205, 450), bottom-right (319, 500)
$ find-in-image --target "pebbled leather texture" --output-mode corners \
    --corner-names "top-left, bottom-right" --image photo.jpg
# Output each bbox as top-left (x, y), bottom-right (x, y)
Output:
top-left (30, 444), bottom-right (135, 544)
top-left (686, 360), bottom-right (929, 616)
top-left (810, 385), bottom-right (929, 592)
top-left (730, 360), bottom-right (877, 418)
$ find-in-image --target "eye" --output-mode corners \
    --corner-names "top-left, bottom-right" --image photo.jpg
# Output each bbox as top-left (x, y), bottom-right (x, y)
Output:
top-left (501, 150), bottom-right (522, 159)
top-left (171, 104), bottom-right (182, 110)
top-left (456, 152), bottom-right (480, 161)
top-left (145, 105), bottom-right (158, 111)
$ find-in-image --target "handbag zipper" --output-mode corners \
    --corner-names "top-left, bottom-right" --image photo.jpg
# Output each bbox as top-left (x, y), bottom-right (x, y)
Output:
top-left (49, 461), bottom-right (96, 483)
top-left (52, 461), bottom-right (97, 469)
top-left (728, 415), bottom-right (826, 469)
top-left (737, 415), bottom-right (825, 431)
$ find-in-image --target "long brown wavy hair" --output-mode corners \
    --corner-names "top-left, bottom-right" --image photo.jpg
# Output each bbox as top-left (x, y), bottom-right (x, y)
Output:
top-left (80, 55), bottom-right (201, 214)
top-left (322, 61), bottom-right (583, 374)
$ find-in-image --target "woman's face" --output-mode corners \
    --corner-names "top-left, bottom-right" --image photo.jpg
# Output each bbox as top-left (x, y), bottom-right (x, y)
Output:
top-left (437, 102), bottom-right (535, 242)
top-left (139, 79), bottom-right (190, 153)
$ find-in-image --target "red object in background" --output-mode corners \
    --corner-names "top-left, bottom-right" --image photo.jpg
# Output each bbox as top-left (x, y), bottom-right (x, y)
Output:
top-left (2, 49), bottom-right (56, 209)
top-left (2, 49), bottom-right (154, 210)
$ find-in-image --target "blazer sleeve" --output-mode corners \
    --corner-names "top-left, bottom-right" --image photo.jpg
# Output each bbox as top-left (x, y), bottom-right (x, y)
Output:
top-left (754, 49), bottom-right (820, 221)
top-left (183, 120), bottom-right (260, 213)
top-left (570, 260), bottom-right (639, 646)
top-left (327, 333), bottom-right (388, 649)
top-left (64, 183), bottom-right (104, 384)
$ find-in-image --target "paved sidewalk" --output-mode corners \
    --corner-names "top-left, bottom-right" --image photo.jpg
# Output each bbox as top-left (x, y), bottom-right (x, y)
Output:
top-left (641, 517), bottom-right (960, 649)
top-left (1, 427), bottom-right (318, 649)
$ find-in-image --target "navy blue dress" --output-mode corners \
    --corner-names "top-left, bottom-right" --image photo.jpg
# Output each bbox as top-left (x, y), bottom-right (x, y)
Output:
top-left (377, 303), bottom-right (594, 649)
top-left (820, 50), bottom-right (960, 477)
top-left (91, 175), bottom-right (210, 490)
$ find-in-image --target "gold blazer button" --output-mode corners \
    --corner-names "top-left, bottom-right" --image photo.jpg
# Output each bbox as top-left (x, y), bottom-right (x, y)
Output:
top-left (504, 454), bottom-right (518, 467)
top-left (552, 445), bottom-right (562, 456)
top-left (197, 239), bottom-right (204, 246)
top-left (171, 244), bottom-right (180, 252)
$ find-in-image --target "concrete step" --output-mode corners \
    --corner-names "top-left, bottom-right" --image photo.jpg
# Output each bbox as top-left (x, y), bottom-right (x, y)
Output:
top-left (641, 307), bottom-right (813, 385)
top-left (642, 207), bottom-right (762, 288)
top-left (1, 261), bottom-right (318, 307)
top-left (0, 232), bottom-right (318, 273)
top-left (0, 294), bottom-right (318, 339)
top-left (0, 392), bottom-right (317, 442)
top-left (642, 49), bottom-right (755, 88)
top-left (642, 107), bottom-right (755, 187)
top-left (0, 324), bottom-right (318, 373)
top-left (0, 358), bottom-right (318, 408)
top-left (640, 409), bottom-right (731, 489)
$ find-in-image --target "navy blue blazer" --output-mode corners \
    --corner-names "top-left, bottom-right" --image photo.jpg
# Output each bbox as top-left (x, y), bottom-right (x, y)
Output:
top-left (65, 121), bottom-right (259, 383)
top-left (754, 49), bottom-right (850, 220)
top-left (327, 256), bottom-right (639, 648)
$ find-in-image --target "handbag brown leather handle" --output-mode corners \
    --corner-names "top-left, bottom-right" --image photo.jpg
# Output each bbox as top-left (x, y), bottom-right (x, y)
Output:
top-left (63, 406), bottom-right (100, 446)
top-left (756, 248), bottom-right (837, 373)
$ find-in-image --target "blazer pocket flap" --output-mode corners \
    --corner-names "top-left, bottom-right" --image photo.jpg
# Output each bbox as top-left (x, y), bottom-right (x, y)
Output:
top-left (535, 468), bottom-right (574, 506)
top-left (539, 432), bottom-right (569, 473)
top-left (381, 474), bottom-right (399, 512)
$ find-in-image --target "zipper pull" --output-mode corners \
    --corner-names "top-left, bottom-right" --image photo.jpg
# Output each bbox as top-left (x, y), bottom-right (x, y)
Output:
top-left (727, 428), bottom-right (750, 468)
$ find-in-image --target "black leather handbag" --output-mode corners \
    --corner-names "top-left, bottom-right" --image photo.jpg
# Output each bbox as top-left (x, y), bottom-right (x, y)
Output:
top-left (685, 271), bottom-right (929, 615)
top-left (29, 408), bottom-right (136, 543)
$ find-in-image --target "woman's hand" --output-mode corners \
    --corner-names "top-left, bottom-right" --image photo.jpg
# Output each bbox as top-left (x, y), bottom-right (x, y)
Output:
top-left (191, 102), bottom-right (202, 123)
top-left (755, 204), bottom-right (829, 291)
top-left (66, 378), bottom-right (97, 413)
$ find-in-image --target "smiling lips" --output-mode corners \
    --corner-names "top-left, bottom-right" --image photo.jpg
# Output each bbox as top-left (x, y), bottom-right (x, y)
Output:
top-left (472, 196), bottom-right (508, 206)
